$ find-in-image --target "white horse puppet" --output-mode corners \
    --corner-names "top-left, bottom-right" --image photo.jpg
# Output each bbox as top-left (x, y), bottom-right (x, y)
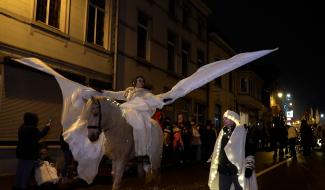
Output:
top-left (14, 48), bottom-right (277, 189)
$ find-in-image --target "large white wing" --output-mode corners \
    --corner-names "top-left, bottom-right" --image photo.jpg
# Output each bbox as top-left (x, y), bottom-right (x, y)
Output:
top-left (159, 48), bottom-right (278, 104)
top-left (14, 58), bottom-right (104, 184)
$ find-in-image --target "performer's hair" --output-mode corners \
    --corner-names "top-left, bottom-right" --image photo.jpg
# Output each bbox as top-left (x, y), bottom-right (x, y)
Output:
top-left (132, 75), bottom-right (145, 87)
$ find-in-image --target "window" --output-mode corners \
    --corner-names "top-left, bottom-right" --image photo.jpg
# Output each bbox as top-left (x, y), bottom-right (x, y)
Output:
top-left (167, 31), bottom-right (177, 72)
top-left (36, 0), bottom-right (61, 28)
top-left (197, 49), bottom-right (204, 67)
top-left (182, 5), bottom-right (190, 28)
top-left (249, 79), bottom-right (254, 96)
top-left (86, 0), bottom-right (106, 46)
top-left (181, 41), bottom-right (190, 76)
top-left (240, 77), bottom-right (249, 93)
top-left (194, 102), bottom-right (206, 125)
top-left (137, 12), bottom-right (150, 60)
top-left (89, 79), bottom-right (112, 91)
top-left (197, 17), bottom-right (206, 40)
top-left (215, 77), bottom-right (221, 87)
top-left (214, 104), bottom-right (221, 131)
top-left (214, 58), bottom-right (221, 87)
top-left (229, 72), bottom-right (233, 92)
top-left (168, 0), bottom-right (176, 17)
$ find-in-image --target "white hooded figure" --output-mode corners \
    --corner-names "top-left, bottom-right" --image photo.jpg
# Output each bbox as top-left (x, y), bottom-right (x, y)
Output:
top-left (208, 110), bottom-right (257, 190)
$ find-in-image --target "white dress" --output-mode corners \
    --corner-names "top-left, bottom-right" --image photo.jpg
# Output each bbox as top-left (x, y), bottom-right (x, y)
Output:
top-left (103, 87), bottom-right (164, 156)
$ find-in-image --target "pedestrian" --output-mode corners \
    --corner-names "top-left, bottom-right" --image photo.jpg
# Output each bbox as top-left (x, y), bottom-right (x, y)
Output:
top-left (201, 120), bottom-right (217, 162)
top-left (13, 112), bottom-right (51, 190)
top-left (208, 110), bottom-right (257, 190)
top-left (172, 123), bottom-right (184, 164)
top-left (300, 112), bottom-right (313, 156)
top-left (190, 119), bottom-right (202, 163)
top-left (287, 125), bottom-right (298, 158)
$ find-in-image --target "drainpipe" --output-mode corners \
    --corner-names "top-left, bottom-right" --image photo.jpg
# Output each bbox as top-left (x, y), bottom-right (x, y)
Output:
top-left (113, 0), bottom-right (120, 90)
top-left (206, 32), bottom-right (210, 122)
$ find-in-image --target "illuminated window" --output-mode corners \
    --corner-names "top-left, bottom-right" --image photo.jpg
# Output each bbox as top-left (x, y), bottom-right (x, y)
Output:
top-left (36, 0), bottom-right (61, 28)
top-left (86, 0), bottom-right (106, 46)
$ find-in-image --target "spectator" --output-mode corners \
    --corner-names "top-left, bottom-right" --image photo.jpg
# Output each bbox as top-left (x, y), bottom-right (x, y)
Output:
top-left (201, 120), bottom-right (217, 162)
top-left (35, 143), bottom-right (59, 190)
top-left (13, 113), bottom-right (51, 190)
top-left (287, 125), bottom-right (298, 158)
top-left (190, 120), bottom-right (202, 163)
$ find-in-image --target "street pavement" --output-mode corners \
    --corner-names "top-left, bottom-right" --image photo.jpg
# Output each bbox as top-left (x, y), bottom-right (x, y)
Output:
top-left (1, 150), bottom-right (324, 190)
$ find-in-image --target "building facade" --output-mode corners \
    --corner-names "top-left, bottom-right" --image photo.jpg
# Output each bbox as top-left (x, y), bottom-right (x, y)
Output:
top-left (115, 0), bottom-right (211, 124)
top-left (0, 0), bottom-right (274, 175)
top-left (0, 0), bottom-right (114, 141)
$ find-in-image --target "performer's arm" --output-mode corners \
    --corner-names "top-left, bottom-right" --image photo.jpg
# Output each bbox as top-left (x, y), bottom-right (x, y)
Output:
top-left (102, 90), bottom-right (126, 101)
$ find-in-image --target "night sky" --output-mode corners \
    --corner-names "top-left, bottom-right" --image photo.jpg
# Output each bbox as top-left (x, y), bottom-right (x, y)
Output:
top-left (203, 0), bottom-right (324, 118)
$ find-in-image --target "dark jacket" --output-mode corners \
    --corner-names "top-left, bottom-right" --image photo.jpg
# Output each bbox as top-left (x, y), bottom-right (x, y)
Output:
top-left (16, 125), bottom-right (50, 160)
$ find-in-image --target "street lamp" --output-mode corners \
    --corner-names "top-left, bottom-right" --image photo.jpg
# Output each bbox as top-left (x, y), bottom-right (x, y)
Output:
top-left (277, 92), bottom-right (283, 98)
top-left (286, 93), bottom-right (291, 98)
top-left (321, 113), bottom-right (324, 118)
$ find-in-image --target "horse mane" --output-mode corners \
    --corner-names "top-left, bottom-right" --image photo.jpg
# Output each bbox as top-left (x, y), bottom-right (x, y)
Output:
top-left (100, 96), bottom-right (121, 109)
top-left (80, 96), bottom-right (121, 122)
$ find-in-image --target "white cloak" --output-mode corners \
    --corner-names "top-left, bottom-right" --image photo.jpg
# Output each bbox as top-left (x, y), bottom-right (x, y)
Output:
top-left (208, 125), bottom-right (258, 190)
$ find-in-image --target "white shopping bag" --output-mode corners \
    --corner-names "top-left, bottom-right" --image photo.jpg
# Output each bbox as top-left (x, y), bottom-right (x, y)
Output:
top-left (35, 161), bottom-right (59, 185)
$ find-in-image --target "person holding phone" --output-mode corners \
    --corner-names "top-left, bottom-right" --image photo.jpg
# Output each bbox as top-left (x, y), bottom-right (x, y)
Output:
top-left (13, 113), bottom-right (52, 190)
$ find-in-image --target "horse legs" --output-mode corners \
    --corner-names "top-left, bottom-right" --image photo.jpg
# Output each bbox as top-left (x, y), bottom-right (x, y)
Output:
top-left (112, 160), bottom-right (127, 190)
top-left (144, 164), bottom-right (161, 187)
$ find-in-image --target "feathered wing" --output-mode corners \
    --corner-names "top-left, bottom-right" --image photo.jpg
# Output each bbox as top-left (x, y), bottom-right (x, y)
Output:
top-left (159, 48), bottom-right (278, 105)
top-left (14, 58), bottom-right (105, 184)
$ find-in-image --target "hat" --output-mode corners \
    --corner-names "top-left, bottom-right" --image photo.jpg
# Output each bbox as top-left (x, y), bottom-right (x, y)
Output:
top-left (223, 110), bottom-right (240, 125)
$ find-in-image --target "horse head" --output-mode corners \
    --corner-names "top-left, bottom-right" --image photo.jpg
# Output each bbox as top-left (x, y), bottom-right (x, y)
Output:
top-left (86, 96), bottom-right (121, 142)
top-left (86, 96), bottom-right (103, 142)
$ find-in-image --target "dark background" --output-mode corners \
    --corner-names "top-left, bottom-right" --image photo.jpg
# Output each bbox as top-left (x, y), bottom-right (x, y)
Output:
top-left (203, 0), bottom-right (325, 118)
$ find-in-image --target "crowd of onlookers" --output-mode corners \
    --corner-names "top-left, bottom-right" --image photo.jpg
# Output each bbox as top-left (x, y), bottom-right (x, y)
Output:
top-left (12, 110), bottom-right (325, 189)
top-left (155, 114), bottom-right (217, 166)
top-left (154, 110), bottom-right (325, 165)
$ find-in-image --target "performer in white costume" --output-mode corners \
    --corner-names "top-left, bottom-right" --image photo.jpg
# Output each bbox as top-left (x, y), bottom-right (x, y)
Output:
top-left (14, 48), bottom-right (277, 184)
top-left (208, 110), bottom-right (257, 190)
top-left (102, 76), bottom-right (164, 157)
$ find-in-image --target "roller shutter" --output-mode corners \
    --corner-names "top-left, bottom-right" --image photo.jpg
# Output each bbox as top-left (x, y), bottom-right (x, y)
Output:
top-left (0, 59), bottom-right (63, 142)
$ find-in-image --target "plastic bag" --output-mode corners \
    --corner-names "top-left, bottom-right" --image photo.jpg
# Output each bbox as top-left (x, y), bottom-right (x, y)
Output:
top-left (34, 161), bottom-right (59, 185)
